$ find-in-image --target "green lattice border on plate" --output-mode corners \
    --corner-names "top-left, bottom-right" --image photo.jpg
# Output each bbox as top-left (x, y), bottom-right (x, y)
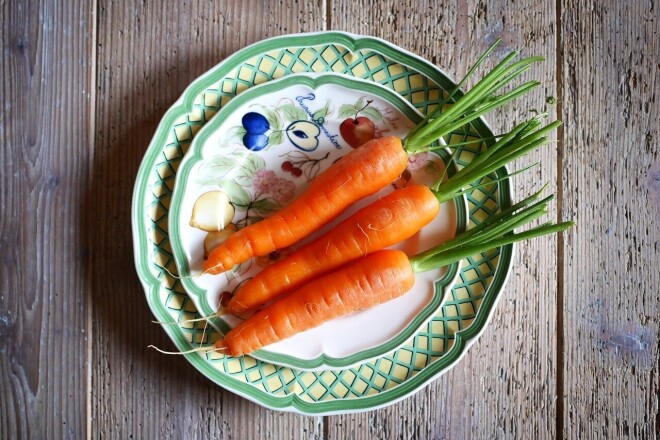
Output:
top-left (132, 32), bottom-right (512, 414)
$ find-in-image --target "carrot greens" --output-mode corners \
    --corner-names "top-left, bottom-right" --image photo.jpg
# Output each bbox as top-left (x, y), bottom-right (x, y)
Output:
top-left (410, 190), bottom-right (574, 273)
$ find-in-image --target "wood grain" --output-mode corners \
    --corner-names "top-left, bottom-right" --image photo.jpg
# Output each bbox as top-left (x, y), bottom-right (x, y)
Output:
top-left (560, 1), bottom-right (660, 438)
top-left (328, 0), bottom-right (560, 438)
top-left (0, 0), bottom-right (94, 438)
top-left (89, 0), bottom-right (326, 438)
top-left (2, 0), bottom-right (659, 437)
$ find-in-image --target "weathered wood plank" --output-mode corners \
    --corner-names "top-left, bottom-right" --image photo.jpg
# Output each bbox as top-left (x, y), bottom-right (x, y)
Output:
top-left (5, 0), bottom-right (655, 437)
top-left (90, 0), bottom-right (327, 438)
top-left (560, 1), bottom-right (660, 438)
top-left (0, 0), bottom-right (94, 438)
top-left (327, 0), bottom-right (560, 438)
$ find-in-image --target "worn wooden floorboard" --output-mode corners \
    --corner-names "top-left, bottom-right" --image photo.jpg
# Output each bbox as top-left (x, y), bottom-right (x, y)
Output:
top-left (0, 0), bottom-right (94, 438)
top-left (327, 1), bottom-right (559, 438)
top-left (560, 1), bottom-right (660, 438)
top-left (89, 1), bottom-right (325, 438)
top-left (3, 0), bottom-right (660, 438)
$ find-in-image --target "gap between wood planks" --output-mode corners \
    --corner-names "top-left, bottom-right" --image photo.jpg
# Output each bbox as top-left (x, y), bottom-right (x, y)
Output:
top-left (86, 0), bottom-right (99, 439)
top-left (554, 0), bottom-right (565, 437)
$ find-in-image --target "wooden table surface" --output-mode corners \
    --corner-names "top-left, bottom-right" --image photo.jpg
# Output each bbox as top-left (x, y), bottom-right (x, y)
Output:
top-left (2, 1), bottom-right (658, 438)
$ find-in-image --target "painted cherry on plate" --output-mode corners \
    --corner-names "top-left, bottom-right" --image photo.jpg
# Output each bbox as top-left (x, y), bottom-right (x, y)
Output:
top-left (339, 99), bottom-right (377, 148)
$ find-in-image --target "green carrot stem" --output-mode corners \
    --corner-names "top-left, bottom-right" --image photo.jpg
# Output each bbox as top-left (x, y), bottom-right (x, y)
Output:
top-left (431, 162), bottom-right (540, 203)
top-left (459, 188), bottom-right (551, 238)
top-left (413, 207), bottom-right (549, 266)
top-left (459, 185), bottom-right (549, 234)
top-left (463, 206), bottom-right (549, 246)
top-left (410, 221), bottom-right (574, 273)
top-left (425, 52), bottom-right (527, 125)
top-left (435, 141), bottom-right (464, 185)
top-left (435, 137), bottom-right (546, 196)
top-left (427, 50), bottom-right (520, 123)
top-left (412, 80), bottom-right (541, 149)
top-left (398, 43), bottom-right (555, 209)
top-left (463, 118), bottom-right (541, 170)
top-left (446, 39), bottom-right (503, 102)
top-left (448, 116), bottom-right (546, 172)
top-left (409, 74), bottom-right (537, 149)
top-left (415, 101), bottom-right (530, 156)
top-left (402, 42), bottom-right (543, 153)
top-left (404, 40), bottom-right (501, 143)
top-left (486, 58), bottom-right (544, 90)
top-left (442, 135), bottom-right (499, 149)
top-left (418, 191), bottom-right (554, 261)
top-left (432, 118), bottom-right (560, 202)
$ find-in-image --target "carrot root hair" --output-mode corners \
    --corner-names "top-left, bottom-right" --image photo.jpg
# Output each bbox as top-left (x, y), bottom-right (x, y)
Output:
top-left (158, 264), bottom-right (208, 281)
top-left (151, 319), bottom-right (179, 325)
top-left (159, 261), bottom-right (241, 281)
top-left (151, 306), bottom-right (230, 326)
top-left (147, 344), bottom-right (223, 355)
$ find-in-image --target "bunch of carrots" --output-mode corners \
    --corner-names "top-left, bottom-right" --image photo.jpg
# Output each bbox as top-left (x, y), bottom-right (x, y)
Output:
top-left (159, 41), bottom-right (574, 358)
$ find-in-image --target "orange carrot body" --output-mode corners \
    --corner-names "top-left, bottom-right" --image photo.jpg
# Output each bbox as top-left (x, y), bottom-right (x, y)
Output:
top-left (203, 136), bottom-right (408, 274)
top-left (226, 184), bottom-right (439, 314)
top-left (218, 249), bottom-right (415, 357)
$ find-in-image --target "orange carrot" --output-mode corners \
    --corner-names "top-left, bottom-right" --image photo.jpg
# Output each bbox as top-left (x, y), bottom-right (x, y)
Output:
top-left (203, 136), bottom-right (408, 274)
top-left (223, 114), bottom-right (562, 314)
top-left (216, 192), bottom-right (574, 356)
top-left (202, 41), bottom-right (544, 274)
top-left (226, 184), bottom-right (439, 314)
top-left (219, 249), bottom-right (415, 357)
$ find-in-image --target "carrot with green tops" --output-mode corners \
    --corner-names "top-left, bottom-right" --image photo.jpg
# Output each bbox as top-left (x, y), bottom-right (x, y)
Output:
top-left (217, 191), bottom-right (574, 356)
top-left (202, 40), bottom-right (544, 274)
top-left (223, 115), bottom-right (560, 314)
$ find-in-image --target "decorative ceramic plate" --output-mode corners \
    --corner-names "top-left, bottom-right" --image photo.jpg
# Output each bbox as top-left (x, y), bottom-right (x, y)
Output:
top-left (132, 32), bottom-right (513, 414)
top-left (168, 73), bottom-right (467, 370)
